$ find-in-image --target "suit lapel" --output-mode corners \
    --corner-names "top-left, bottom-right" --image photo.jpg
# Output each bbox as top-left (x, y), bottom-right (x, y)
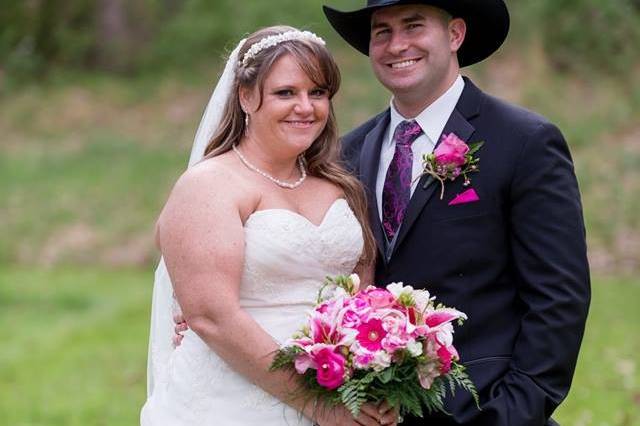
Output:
top-left (391, 81), bottom-right (482, 258)
top-left (359, 110), bottom-right (390, 263)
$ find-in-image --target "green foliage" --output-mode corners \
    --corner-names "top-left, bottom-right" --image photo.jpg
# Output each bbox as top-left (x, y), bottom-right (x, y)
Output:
top-left (447, 363), bottom-right (480, 409)
top-left (338, 358), bottom-right (465, 418)
top-left (1, 0), bottom-right (98, 80)
top-left (0, 0), bottom-right (331, 84)
top-left (510, 0), bottom-right (640, 75)
top-left (145, 0), bottom-right (324, 69)
top-left (269, 346), bottom-right (304, 371)
top-left (3, 0), bottom-right (639, 84)
top-left (339, 371), bottom-right (377, 417)
top-left (272, 344), bottom-right (478, 419)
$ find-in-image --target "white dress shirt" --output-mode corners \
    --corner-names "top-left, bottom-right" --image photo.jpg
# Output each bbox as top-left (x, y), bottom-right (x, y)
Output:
top-left (376, 75), bottom-right (465, 221)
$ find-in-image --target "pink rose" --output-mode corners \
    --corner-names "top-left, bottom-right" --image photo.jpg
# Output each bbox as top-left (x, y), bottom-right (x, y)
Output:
top-left (338, 297), bottom-right (369, 329)
top-left (434, 133), bottom-right (469, 167)
top-left (380, 310), bottom-right (414, 353)
top-left (313, 347), bottom-right (346, 390)
top-left (341, 309), bottom-right (363, 329)
top-left (360, 288), bottom-right (396, 309)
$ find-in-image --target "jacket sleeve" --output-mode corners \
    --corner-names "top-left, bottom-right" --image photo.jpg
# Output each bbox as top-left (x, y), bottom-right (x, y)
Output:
top-left (476, 122), bottom-right (591, 425)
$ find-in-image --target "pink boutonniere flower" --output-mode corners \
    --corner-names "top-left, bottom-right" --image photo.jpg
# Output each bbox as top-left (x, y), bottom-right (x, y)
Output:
top-left (420, 133), bottom-right (484, 199)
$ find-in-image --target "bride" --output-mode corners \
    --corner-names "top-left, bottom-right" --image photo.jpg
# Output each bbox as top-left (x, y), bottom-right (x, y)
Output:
top-left (140, 26), bottom-right (397, 425)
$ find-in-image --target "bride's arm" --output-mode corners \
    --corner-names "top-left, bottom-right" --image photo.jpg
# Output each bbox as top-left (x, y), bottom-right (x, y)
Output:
top-left (158, 166), bottom-right (381, 426)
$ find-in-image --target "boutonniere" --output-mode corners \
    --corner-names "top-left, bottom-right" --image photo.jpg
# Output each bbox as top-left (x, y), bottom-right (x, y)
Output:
top-left (420, 133), bottom-right (484, 199)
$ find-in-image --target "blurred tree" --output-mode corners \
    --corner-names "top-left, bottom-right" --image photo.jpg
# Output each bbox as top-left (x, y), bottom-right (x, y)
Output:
top-left (93, 0), bottom-right (156, 72)
top-left (0, 0), bottom-right (155, 79)
top-left (95, 0), bottom-right (129, 71)
top-left (1, 0), bottom-right (95, 79)
top-left (1, 0), bottom-right (639, 83)
top-left (33, 0), bottom-right (58, 67)
top-left (510, 0), bottom-right (640, 76)
top-left (143, 0), bottom-right (325, 69)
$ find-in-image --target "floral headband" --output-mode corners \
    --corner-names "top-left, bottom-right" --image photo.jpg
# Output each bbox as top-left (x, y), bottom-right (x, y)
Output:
top-left (240, 30), bottom-right (326, 67)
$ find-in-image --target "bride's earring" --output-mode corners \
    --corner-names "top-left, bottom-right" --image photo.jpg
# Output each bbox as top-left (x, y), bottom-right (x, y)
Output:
top-left (244, 111), bottom-right (250, 132)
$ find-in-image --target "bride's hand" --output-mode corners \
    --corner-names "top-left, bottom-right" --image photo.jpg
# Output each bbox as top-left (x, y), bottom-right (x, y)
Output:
top-left (315, 402), bottom-right (394, 426)
top-left (368, 400), bottom-right (400, 425)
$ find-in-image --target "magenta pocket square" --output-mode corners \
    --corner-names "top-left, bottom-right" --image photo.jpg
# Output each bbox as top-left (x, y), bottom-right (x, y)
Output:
top-left (448, 188), bottom-right (480, 206)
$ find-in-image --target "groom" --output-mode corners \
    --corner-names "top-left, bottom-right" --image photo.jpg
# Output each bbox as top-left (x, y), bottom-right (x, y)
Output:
top-left (323, 0), bottom-right (590, 425)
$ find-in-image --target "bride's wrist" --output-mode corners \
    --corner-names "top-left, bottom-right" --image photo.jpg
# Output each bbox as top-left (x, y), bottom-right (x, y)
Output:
top-left (302, 396), bottom-right (323, 425)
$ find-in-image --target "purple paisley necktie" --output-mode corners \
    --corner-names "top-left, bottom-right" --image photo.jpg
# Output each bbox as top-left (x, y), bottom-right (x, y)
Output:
top-left (382, 120), bottom-right (423, 242)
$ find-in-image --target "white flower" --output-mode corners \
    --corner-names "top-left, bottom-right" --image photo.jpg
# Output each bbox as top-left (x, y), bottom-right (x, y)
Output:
top-left (371, 351), bottom-right (392, 372)
top-left (333, 286), bottom-right (349, 298)
top-left (386, 282), bottom-right (411, 299)
top-left (349, 273), bottom-right (361, 289)
top-left (407, 340), bottom-right (423, 357)
top-left (412, 289), bottom-right (432, 312)
top-left (435, 323), bottom-right (455, 347)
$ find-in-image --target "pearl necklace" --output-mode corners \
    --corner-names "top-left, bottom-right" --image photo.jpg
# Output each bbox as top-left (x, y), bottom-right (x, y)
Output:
top-left (232, 144), bottom-right (307, 189)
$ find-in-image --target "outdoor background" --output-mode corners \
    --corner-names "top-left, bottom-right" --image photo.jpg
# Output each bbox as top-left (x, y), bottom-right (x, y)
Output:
top-left (1, 0), bottom-right (639, 425)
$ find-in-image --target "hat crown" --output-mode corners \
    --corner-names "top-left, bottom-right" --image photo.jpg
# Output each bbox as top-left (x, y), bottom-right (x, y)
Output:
top-left (324, 0), bottom-right (510, 67)
top-left (367, 0), bottom-right (397, 6)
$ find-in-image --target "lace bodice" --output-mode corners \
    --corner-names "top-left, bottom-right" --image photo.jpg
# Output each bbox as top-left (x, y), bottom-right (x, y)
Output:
top-left (240, 199), bottom-right (363, 309)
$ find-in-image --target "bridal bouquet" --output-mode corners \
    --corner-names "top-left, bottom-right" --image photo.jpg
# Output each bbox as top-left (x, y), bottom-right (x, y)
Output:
top-left (270, 274), bottom-right (478, 418)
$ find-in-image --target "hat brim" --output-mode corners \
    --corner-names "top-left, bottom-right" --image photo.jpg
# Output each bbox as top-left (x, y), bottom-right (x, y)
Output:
top-left (323, 0), bottom-right (509, 67)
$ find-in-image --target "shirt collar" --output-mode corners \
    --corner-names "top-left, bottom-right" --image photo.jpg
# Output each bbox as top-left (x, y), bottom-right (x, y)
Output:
top-left (388, 74), bottom-right (465, 144)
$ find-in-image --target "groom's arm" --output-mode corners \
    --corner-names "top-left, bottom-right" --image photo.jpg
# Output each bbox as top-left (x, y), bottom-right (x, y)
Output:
top-left (478, 121), bottom-right (591, 425)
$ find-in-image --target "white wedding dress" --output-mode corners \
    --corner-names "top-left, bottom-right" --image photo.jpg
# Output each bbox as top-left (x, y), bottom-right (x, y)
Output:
top-left (141, 198), bottom-right (363, 425)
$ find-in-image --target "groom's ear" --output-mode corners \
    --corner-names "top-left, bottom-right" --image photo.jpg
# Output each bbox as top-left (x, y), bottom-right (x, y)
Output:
top-left (449, 18), bottom-right (466, 53)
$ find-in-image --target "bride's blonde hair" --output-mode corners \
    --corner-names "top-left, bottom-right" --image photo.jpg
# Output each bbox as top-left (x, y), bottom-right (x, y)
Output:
top-left (204, 26), bottom-right (376, 265)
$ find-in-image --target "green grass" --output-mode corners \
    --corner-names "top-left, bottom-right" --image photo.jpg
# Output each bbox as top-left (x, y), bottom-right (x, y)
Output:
top-left (0, 269), bottom-right (638, 425)
top-left (0, 130), bottom-right (186, 265)
top-left (0, 268), bottom-right (150, 426)
top-left (555, 276), bottom-right (640, 426)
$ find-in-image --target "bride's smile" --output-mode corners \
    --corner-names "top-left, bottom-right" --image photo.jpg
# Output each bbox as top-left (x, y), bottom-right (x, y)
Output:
top-left (241, 53), bottom-right (331, 158)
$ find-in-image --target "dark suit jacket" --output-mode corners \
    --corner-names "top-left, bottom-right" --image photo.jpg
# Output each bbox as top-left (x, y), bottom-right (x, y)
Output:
top-left (340, 78), bottom-right (590, 426)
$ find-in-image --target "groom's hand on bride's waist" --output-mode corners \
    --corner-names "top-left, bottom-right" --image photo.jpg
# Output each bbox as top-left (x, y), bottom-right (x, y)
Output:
top-left (173, 312), bottom-right (188, 347)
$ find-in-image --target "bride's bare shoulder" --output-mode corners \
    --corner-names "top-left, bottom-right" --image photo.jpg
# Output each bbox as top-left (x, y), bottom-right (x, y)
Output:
top-left (169, 153), bottom-right (253, 200)
top-left (176, 154), bottom-right (234, 188)
top-left (157, 152), bottom-right (255, 227)
top-left (155, 153), bottom-right (251, 256)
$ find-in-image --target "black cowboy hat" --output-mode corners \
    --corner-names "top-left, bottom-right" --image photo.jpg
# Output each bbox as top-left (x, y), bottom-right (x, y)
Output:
top-left (323, 0), bottom-right (510, 67)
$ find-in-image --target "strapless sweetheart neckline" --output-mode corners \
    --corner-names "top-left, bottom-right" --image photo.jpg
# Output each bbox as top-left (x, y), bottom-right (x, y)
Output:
top-left (245, 198), bottom-right (347, 228)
